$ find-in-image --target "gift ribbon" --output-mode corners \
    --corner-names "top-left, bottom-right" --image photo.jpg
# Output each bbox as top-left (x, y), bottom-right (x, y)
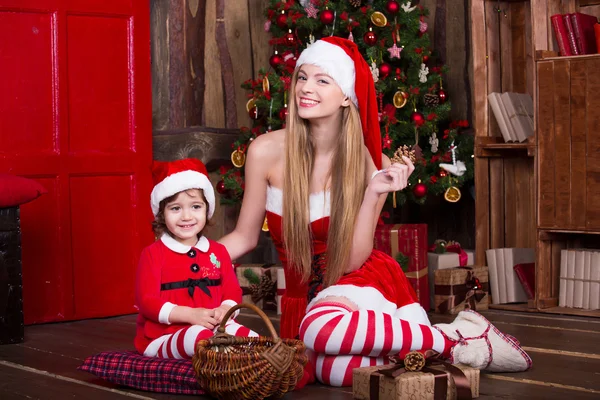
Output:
top-left (368, 356), bottom-right (472, 400)
top-left (429, 242), bottom-right (469, 267)
top-left (435, 267), bottom-right (488, 313)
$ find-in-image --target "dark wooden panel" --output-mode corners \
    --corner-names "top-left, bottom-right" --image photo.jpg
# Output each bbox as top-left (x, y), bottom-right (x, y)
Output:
top-left (537, 61), bottom-right (556, 227)
top-left (569, 60), bottom-right (587, 229)
top-left (586, 57), bottom-right (600, 229)
top-left (552, 60), bottom-right (571, 228)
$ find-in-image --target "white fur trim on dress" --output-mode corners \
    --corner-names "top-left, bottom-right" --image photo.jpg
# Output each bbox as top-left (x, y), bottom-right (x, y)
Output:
top-left (159, 301), bottom-right (177, 324)
top-left (151, 170), bottom-right (215, 218)
top-left (296, 40), bottom-right (357, 106)
top-left (266, 185), bottom-right (330, 222)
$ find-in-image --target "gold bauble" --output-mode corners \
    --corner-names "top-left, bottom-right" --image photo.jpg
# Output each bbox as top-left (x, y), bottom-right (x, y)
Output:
top-left (370, 11), bottom-right (388, 27)
top-left (444, 186), bottom-right (461, 203)
top-left (393, 91), bottom-right (408, 108)
top-left (231, 149), bottom-right (246, 168)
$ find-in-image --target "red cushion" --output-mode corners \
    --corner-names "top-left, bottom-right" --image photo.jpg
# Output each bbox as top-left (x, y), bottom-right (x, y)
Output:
top-left (78, 351), bottom-right (204, 395)
top-left (0, 174), bottom-right (47, 208)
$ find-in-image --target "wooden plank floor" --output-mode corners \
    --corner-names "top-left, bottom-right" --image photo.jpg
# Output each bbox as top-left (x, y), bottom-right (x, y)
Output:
top-left (1, 310), bottom-right (599, 399)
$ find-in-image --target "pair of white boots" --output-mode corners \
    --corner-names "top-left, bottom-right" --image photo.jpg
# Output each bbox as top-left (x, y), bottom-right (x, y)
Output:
top-left (434, 309), bottom-right (532, 372)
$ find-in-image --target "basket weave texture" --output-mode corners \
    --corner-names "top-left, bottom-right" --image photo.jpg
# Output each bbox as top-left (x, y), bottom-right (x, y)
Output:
top-left (193, 303), bottom-right (308, 399)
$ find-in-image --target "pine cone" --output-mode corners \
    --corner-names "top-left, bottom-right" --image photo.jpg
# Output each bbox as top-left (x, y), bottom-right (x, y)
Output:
top-left (391, 145), bottom-right (416, 164)
top-left (404, 351), bottom-right (426, 372)
top-left (424, 93), bottom-right (439, 106)
top-left (259, 274), bottom-right (276, 295)
top-left (349, 0), bottom-right (362, 7)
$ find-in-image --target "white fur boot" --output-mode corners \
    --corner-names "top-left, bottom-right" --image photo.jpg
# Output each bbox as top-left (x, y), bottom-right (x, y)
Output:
top-left (434, 309), bottom-right (532, 372)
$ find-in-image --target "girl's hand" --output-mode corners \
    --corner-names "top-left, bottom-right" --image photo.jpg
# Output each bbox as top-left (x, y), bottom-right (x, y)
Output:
top-left (188, 307), bottom-right (219, 329)
top-left (368, 156), bottom-right (415, 195)
top-left (213, 304), bottom-right (233, 324)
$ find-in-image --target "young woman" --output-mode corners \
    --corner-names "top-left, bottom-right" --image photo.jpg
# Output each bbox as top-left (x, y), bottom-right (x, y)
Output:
top-left (134, 158), bottom-right (257, 360)
top-left (219, 38), bottom-right (531, 387)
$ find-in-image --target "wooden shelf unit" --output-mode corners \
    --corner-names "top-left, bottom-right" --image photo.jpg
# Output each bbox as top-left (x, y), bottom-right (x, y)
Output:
top-left (471, 0), bottom-right (600, 318)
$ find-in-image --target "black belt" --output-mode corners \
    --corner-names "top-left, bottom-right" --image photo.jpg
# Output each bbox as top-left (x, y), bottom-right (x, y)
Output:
top-left (161, 278), bottom-right (221, 298)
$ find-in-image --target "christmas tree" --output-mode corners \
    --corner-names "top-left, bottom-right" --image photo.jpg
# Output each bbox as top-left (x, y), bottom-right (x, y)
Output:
top-left (217, 0), bottom-right (473, 206)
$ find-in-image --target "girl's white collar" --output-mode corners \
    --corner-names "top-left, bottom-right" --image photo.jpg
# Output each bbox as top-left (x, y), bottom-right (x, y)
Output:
top-left (160, 233), bottom-right (209, 253)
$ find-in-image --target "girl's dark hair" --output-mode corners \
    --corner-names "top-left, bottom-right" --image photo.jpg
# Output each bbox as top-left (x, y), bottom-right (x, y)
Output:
top-left (152, 189), bottom-right (213, 239)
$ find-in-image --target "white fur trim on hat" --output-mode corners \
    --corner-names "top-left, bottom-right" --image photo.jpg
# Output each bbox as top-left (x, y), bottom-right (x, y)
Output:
top-left (296, 40), bottom-right (357, 106)
top-left (150, 170), bottom-right (215, 218)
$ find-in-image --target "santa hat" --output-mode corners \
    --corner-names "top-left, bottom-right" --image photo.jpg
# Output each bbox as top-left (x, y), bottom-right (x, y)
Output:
top-left (295, 37), bottom-right (382, 169)
top-left (150, 158), bottom-right (215, 218)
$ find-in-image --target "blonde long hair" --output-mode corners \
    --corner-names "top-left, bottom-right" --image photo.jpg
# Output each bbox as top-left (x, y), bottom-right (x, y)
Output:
top-left (282, 69), bottom-right (367, 287)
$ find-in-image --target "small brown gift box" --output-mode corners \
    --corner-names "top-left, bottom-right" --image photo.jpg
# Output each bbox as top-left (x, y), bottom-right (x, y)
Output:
top-left (434, 266), bottom-right (489, 314)
top-left (353, 362), bottom-right (479, 400)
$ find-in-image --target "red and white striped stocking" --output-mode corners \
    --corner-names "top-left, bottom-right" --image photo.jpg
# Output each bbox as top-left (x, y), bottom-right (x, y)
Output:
top-left (300, 302), bottom-right (453, 359)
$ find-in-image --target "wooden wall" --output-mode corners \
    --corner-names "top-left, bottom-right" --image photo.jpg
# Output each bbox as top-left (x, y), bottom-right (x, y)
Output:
top-left (150, 0), bottom-right (474, 251)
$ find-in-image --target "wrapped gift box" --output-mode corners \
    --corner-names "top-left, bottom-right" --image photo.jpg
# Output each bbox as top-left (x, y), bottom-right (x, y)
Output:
top-left (353, 363), bottom-right (479, 400)
top-left (276, 267), bottom-right (285, 315)
top-left (374, 224), bottom-right (429, 310)
top-left (234, 264), bottom-right (280, 311)
top-left (428, 249), bottom-right (474, 307)
top-left (434, 266), bottom-right (489, 314)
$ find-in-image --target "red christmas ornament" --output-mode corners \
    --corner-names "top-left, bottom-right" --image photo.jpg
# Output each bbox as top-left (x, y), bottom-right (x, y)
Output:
top-left (379, 63), bottom-right (391, 78)
top-left (276, 13), bottom-right (288, 29)
top-left (438, 89), bottom-right (448, 104)
top-left (413, 182), bottom-right (427, 198)
top-left (438, 169), bottom-right (448, 177)
top-left (320, 9), bottom-right (335, 25)
top-left (284, 30), bottom-right (297, 46)
top-left (269, 51), bottom-right (284, 69)
top-left (279, 105), bottom-right (288, 121)
top-left (248, 106), bottom-right (259, 120)
top-left (363, 29), bottom-right (377, 46)
top-left (386, 0), bottom-right (400, 14)
top-left (216, 180), bottom-right (227, 195)
top-left (422, 55), bottom-right (429, 63)
top-left (410, 111), bottom-right (425, 127)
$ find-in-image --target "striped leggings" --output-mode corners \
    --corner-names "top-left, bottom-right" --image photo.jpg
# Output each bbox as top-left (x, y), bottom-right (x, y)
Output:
top-left (144, 320), bottom-right (258, 359)
top-left (299, 302), bottom-right (454, 386)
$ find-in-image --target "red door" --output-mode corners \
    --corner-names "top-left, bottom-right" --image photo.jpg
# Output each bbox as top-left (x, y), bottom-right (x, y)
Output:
top-left (0, 0), bottom-right (153, 323)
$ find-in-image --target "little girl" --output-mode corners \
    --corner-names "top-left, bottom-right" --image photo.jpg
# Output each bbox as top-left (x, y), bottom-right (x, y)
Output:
top-left (134, 158), bottom-right (258, 359)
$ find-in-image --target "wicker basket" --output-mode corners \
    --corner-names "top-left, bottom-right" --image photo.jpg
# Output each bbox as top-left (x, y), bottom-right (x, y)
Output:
top-left (192, 303), bottom-right (308, 399)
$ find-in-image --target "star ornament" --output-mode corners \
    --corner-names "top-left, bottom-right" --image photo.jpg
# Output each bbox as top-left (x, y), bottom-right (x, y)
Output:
top-left (387, 43), bottom-right (402, 59)
top-left (305, 3), bottom-right (318, 18)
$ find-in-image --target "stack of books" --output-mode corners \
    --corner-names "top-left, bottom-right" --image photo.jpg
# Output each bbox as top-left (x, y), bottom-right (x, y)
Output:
top-left (559, 249), bottom-right (600, 310)
top-left (487, 92), bottom-right (534, 143)
top-left (551, 13), bottom-right (599, 56)
top-left (485, 248), bottom-right (535, 304)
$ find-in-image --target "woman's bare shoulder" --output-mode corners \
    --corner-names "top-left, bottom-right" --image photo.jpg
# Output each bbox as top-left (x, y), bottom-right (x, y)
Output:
top-left (248, 129), bottom-right (285, 159)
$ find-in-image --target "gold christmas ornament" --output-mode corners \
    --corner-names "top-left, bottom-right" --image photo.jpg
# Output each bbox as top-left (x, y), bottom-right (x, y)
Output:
top-left (261, 216), bottom-right (269, 232)
top-left (391, 145), bottom-right (416, 165)
top-left (231, 149), bottom-right (246, 168)
top-left (262, 76), bottom-right (270, 93)
top-left (444, 186), bottom-right (462, 202)
top-left (370, 11), bottom-right (388, 27)
top-left (246, 98), bottom-right (256, 112)
top-left (393, 90), bottom-right (408, 108)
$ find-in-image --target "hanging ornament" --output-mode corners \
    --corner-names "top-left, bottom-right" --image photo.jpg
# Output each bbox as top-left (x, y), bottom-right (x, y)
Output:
top-left (348, 30), bottom-right (354, 42)
top-left (363, 27), bottom-right (377, 46)
top-left (393, 91), bottom-right (408, 108)
top-left (269, 51), bottom-right (284, 69)
top-left (444, 186), bottom-right (462, 202)
top-left (262, 215), bottom-right (269, 232)
top-left (424, 93), bottom-right (439, 106)
top-left (370, 11), bottom-right (388, 27)
top-left (262, 76), bottom-right (270, 93)
top-left (320, 8), bottom-right (335, 25)
top-left (279, 104), bottom-right (288, 120)
top-left (387, 29), bottom-right (402, 59)
top-left (410, 110), bottom-right (425, 127)
top-left (418, 63), bottom-right (429, 83)
top-left (383, 132), bottom-right (392, 149)
top-left (401, 1), bottom-right (417, 13)
top-left (413, 182), bottom-right (427, 198)
top-left (284, 30), bottom-right (297, 46)
top-left (422, 55), bottom-right (429, 63)
top-left (386, 0), bottom-right (400, 14)
top-left (379, 63), bottom-right (391, 78)
top-left (246, 98), bottom-right (256, 113)
top-left (438, 89), bottom-right (448, 104)
top-left (276, 11), bottom-right (288, 29)
top-left (370, 62), bottom-right (379, 83)
top-left (349, 0), bottom-right (362, 6)
top-left (438, 169), bottom-right (448, 177)
top-left (429, 132), bottom-right (439, 153)
top-left (248, 106), bottom-right (259, 120)
top-left (440, 141), bottom-right (467, 176)
top-left (305, 3), bottom-right (318, 18)
top-left (419, 19), bottom-right (428, 33)
top-left (216, 180), bottom-right (227, 195)
top-left (231, 149), bottom-right (246, 168)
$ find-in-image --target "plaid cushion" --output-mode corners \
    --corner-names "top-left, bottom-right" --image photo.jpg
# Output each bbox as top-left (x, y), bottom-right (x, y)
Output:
top-left (78, 351), bottom-right (204, 395)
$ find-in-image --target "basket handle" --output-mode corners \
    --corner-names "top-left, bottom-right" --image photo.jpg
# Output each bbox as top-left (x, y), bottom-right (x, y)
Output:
top-left (216, 302), bottom-right (280, 340)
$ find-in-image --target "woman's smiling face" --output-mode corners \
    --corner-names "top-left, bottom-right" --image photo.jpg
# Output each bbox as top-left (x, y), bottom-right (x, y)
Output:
top-left (295, 64), bottom-right (350, 121)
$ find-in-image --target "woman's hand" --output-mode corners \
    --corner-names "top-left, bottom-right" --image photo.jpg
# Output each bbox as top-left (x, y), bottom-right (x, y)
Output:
top-left (368, 156), bottom-right (415, 195)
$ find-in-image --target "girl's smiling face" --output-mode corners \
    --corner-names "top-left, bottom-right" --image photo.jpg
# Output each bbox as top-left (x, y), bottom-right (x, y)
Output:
top-left (164, 189), bottom-right (207, 246)
top-left (295, 64), bottom-right (350, 121)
